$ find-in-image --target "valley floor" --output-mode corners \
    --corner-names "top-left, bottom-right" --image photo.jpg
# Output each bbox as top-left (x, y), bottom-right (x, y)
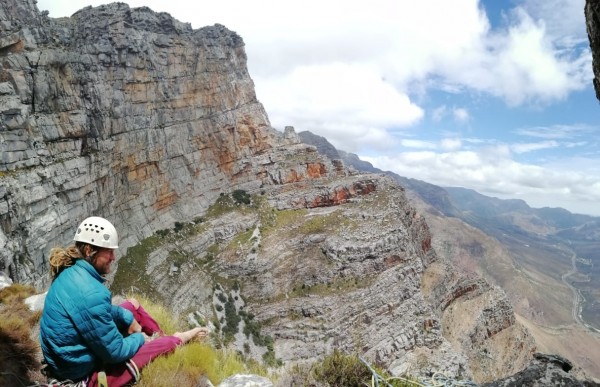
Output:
top-left (516, 312), bottom-right (600, 380)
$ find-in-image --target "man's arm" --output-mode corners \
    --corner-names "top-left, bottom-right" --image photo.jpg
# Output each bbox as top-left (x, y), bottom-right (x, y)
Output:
top-left (74, 291), bottom-right (144, 364)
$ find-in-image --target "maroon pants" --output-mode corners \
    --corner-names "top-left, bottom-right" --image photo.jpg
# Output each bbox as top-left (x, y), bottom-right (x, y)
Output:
top-left (86, 301), bottom-right (182, 387)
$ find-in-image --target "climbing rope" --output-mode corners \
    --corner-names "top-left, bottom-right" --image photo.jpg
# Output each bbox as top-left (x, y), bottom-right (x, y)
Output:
top-left (359, 357), bottom-right (479, 387)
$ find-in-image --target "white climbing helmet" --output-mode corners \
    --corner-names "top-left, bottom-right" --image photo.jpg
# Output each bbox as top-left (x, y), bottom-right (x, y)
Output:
top-left (73, 216), bottom-right (119, 249)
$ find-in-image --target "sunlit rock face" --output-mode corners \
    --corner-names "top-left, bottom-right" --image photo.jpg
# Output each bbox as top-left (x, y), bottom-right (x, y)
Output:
top-left (587, 0), bottom-right (600, 101)
top-left (0, 1), bottom-right (348, 286)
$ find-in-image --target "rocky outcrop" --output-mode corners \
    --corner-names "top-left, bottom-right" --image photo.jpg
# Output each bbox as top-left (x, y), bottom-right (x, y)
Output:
top-left (114, 173), bottom-right (466, 375)
top-left (218, 375), bottom-right (273, 387)
top-left (297, 130), bottom-right (382, 174)
top-left (299, 131), bottom-right (538, 381)
top-left (586, 0), bottom-right (600, 102)
top-left (484, 353), bottom-right (599, 387)
top-left (423, 262), bottom-right (536, 382)
top-left (297, 130), bottom-right (341, 161)
top-left (0, 271), bottom-right (12, 290)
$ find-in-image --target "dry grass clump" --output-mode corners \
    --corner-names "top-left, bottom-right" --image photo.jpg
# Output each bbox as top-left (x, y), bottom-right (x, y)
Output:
top-left (128, 294), bottom-right (268, 386)
top-left (286, 350), bottom-right (417, 387)
top-left (138, 344), bottom-right (258, 386)
top-left (0, 284), bottom-right (41, 386)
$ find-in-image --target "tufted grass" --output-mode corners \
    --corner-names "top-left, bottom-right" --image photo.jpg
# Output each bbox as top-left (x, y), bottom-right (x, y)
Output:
top-left (307, 350), bottom-right (417, 387)
top-left (126, 294), bottom-right (268, 386)
top-left (138, 344), bottom-right (258, 386)
top-left (0, 284), bottom-right (41, 386)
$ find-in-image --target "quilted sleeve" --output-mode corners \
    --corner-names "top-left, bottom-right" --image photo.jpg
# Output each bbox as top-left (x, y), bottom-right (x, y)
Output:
top-left (72, 288), bottom-right (144, 364)
top-left (111, 305), bottom-right (134, 331)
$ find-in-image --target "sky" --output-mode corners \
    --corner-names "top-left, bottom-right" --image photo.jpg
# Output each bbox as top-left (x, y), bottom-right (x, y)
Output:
top-left (38, 0), bottom-right (600, 216)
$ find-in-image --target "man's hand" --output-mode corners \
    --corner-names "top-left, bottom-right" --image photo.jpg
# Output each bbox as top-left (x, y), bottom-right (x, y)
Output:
top-left (128, 319), bottom-right (142, 335)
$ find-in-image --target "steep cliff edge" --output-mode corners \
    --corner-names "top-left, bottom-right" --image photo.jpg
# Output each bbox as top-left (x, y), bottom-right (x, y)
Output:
top-left (0, 1), bottom-right (539, 383)
top-left (0, 1), bottom-right (341, 287)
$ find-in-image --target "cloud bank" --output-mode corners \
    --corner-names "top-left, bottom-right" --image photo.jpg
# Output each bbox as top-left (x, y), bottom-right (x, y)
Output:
top-left (364, 140), bottom-right (600, 216)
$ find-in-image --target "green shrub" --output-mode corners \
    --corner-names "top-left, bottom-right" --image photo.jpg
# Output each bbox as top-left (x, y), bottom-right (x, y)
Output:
top-left (155, 229), bottom-right (171, 237)
top-left (111, 234), bottom-right (164, 300)
top-left (262, 349), bottom-right (283, 368)
top-left (222, 295), bottom-right (241, 342)
top-left (232, 190), bottom-right (251, 205)
top-left (311, 350), bottom-right (417, 387)
top-left (312, 350), bottom-right (373, 386)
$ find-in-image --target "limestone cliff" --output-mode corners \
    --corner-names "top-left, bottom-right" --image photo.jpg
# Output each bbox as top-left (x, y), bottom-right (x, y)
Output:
top-left (0, 1), bottom-right (342, 287)
top-left (0, 1), bottom-right (536, 383)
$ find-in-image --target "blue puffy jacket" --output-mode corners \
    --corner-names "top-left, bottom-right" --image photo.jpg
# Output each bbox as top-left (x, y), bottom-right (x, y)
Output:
top-left (40, 259), bottom-right (145, 381)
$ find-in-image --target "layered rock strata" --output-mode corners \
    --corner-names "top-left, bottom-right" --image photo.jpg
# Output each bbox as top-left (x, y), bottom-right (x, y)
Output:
top-left (0, 1), bottom-right (343, 286)
top-left (114, 170), bottom-right (535, 382)
top-left (0, 1), bottom-right (537, 383)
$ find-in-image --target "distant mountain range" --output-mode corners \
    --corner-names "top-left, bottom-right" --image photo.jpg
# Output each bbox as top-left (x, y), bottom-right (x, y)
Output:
top-left (298, 130), bottom-right (600, 241)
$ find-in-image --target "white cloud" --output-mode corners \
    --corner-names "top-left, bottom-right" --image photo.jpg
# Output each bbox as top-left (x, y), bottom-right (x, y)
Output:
top-left (256, 62), bottom-right (423, 151)
top-left (441, 138), bottom-right (463, 151)
top-left (511, 140), bottom-right (559, 154)
top-left (363, 149), bottom-right (600, 216)
top-left (432, 106), bottom-right (470, 124)
top-left (432, 106), bottom-right (447, 122)
top-left (514, 124), bottom-right (595, 139)
top-left (441, 7), bottom-right (591, 106)
top-left (400, 139), bottom-right (437, 150)
top-left (453, 108), bottom-right (470, 123)
top-left (519, 0), bottom-right (588, 47)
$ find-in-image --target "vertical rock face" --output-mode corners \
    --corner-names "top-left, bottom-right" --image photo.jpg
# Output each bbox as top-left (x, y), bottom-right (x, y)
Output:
top-left (587, 0), bottom-right (600, 101)
top-left (0, 1), bottom-right (342, 286)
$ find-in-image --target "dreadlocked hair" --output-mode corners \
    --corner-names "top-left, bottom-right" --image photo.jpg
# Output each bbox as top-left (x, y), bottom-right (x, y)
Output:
top-left (49, 243), bottom-right (87, 280)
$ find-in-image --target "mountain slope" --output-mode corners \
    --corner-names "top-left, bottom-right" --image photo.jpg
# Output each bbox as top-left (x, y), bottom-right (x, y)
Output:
top-left (298, 129), bottom-right (600, 379)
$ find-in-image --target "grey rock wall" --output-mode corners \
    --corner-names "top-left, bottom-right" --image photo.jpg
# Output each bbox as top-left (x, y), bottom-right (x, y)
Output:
top-left (0, 1), bottom-right (344, 287)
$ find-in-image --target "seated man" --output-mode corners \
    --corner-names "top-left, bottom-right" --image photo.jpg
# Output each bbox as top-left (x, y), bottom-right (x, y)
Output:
top-left (40, 216), bottom-right (208, 386)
